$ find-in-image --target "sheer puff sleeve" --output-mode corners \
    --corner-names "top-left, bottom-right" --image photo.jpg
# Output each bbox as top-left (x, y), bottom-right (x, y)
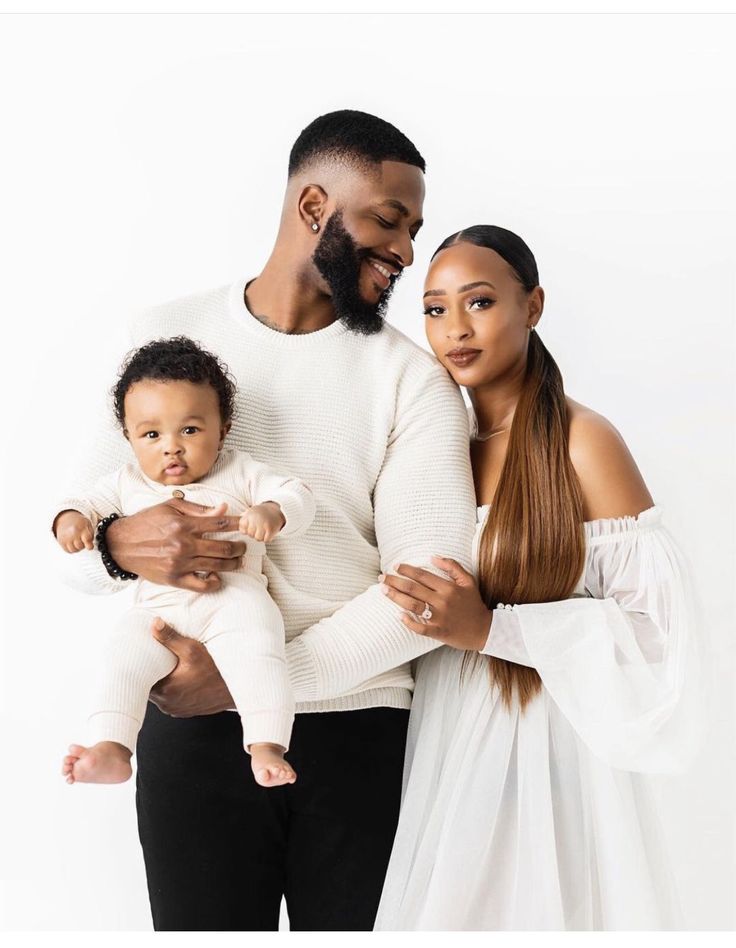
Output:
top-left (481, 505), bottom-right (704, 773)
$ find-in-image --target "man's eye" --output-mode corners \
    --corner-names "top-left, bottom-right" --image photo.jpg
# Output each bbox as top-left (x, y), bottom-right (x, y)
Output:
top-left (376, 216), bottom-right (397, 229)
top-left (423, 306), bottom-right (444, 318)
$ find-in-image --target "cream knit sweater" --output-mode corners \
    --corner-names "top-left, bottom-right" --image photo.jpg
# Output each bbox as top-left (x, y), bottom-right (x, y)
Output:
top-left (50, 277), bottom-right (478, 714)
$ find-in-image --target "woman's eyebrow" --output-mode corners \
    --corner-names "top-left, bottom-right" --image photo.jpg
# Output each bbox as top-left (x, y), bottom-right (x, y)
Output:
top-left (458, 281), bottom-right (496, 293)
top-left (423, 280), bottom-right (497, 299)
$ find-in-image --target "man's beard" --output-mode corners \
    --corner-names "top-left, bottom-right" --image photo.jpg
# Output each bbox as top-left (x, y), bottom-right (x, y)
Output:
top-left (312, 209), bottom-right (401, 336)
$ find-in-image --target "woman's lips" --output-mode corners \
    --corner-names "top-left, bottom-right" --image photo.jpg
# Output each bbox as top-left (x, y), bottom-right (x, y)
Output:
top-left (446, 350), bottom-right (482, 367)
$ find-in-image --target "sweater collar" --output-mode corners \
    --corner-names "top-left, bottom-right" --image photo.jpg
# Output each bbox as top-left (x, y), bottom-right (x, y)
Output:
top-left (228, 277), bottom-right (351, 346)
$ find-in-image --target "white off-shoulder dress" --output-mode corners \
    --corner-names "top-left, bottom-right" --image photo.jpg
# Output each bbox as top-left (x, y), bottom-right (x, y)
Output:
top-left (375, 504), bottom-right (702, 931)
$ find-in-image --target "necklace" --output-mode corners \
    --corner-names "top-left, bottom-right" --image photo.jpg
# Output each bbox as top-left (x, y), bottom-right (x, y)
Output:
top-left (473, 426), bottom-right (509, 442)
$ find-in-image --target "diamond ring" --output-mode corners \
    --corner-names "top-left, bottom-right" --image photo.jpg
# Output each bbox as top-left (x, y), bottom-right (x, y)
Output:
top-left (420, 603), bottom-right (433, 621)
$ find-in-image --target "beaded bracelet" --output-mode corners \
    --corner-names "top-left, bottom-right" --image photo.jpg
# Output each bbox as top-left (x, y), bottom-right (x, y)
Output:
top-left (95, 513), bottom-right (138, 581)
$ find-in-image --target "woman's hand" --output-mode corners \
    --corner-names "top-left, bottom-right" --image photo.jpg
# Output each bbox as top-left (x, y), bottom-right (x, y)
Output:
top-left (380, 556), bottom-right (492, 652)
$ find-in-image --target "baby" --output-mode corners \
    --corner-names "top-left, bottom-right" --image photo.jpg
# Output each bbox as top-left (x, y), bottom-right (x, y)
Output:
top-left (54, 336), bottom-right (315, 788)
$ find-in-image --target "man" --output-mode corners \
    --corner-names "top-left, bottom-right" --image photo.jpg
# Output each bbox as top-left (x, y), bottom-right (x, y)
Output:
top-left (52, 110), bottom-right (477, 931)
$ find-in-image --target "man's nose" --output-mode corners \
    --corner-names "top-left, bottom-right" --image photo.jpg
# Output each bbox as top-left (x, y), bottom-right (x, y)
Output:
top-left (386, 231), bottom-right (414, 270)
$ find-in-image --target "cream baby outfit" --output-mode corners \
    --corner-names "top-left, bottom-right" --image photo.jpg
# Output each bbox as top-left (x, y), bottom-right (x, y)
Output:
top-left (56, 447), bottom-right (316, 753)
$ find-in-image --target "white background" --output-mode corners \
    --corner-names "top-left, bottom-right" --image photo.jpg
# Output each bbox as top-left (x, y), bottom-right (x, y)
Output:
top-left (1, 9), bottom-right (734, 933)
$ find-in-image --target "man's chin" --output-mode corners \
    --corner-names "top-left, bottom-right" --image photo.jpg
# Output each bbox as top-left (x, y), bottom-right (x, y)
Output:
top-left (337, 307), bottom-right (385, 336)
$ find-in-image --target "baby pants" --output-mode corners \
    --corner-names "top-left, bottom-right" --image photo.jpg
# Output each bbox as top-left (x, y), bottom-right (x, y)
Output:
top-left (88, 572), bottom-right (294, 754)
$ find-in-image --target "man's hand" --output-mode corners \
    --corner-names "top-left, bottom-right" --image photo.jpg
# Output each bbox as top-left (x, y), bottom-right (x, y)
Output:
top-left (238, 501), bottom-right (286, 542)
top-left (55, 510), bottom-right (95, 553)
top-left (103, 498), bottom-right (246, 592)
top-left (148, 618), bottom-right (235, 717)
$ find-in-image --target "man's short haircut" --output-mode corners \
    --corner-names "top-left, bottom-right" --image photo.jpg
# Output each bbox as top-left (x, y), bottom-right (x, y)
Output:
top-left (288, 109), bottom-right (426, 178)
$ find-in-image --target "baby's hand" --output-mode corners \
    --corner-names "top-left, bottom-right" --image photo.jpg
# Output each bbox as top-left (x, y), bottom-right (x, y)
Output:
top-left (238, 502), bottom-right (286, 542)
top-left (55, 511), bottom-right (95, 553)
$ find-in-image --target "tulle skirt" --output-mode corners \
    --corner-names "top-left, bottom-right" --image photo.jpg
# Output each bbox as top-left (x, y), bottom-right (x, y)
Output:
top-left (375, 646), bottom-right (681, 931)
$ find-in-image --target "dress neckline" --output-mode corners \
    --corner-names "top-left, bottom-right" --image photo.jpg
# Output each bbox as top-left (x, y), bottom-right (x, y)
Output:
top-left (475, 502), bottom-right (663, 539)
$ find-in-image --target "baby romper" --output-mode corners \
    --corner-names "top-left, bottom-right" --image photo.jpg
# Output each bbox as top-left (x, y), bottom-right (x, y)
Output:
top-left (56, 447), bottom-right (316, 754)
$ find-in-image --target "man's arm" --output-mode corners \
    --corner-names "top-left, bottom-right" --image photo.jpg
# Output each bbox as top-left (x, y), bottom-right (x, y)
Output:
top-left (47, 319), bottom-right (140, 594)
top-left (50, 467), bottom-right (129, 594)
top-left (285, 361), bottom-right (477, 702)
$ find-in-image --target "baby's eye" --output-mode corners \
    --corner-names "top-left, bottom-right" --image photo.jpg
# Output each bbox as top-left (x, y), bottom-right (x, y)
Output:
top-left (423, 305), bottom-right (445, 318)
top-left (144, 431), bottom-right (158, 440)
top-left (182, 426), bottom-right (199, 435)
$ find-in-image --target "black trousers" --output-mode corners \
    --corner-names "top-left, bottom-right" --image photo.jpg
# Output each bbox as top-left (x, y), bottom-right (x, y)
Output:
top-left (135, 702), bottom-right (410, 931)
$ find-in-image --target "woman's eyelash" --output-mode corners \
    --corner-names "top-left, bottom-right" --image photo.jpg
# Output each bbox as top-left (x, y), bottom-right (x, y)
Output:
top-left (423, 298), bottom-right (494, 317)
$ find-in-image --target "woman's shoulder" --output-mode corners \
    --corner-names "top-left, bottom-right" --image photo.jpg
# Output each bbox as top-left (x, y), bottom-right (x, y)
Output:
top-left (565, 397), bottom-right (654, 522)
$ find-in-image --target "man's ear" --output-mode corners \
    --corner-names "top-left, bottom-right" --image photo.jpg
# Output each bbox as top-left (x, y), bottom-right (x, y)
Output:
top-left (298, 184), bottom-right (328, 233)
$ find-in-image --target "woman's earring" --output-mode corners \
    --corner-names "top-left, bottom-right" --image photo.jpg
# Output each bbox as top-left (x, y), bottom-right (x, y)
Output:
top-left (311, 223), bottom-right (320, 232)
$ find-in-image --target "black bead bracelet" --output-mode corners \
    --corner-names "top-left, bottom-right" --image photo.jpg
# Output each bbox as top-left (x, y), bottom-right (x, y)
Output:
top-left (95, 512), bottom-right (138, 581)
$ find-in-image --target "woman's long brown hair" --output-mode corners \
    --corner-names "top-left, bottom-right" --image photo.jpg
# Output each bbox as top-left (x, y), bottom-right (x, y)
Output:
top-left (433, 226), bottom-right (586, 710)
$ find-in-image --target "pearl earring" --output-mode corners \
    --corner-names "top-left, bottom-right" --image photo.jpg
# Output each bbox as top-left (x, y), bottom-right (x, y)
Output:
top-left (312, 223), bottom-right (320, 232)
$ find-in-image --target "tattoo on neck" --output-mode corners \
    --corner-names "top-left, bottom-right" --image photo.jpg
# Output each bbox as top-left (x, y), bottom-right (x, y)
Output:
top-left (253, 311), bottom-right (285, 332)
top-left (252, 312), bottom-right (311, 335)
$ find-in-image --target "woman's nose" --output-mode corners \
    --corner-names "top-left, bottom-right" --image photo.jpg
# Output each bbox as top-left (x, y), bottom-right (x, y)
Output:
top-left (446, 315), bottom-right (471, 341)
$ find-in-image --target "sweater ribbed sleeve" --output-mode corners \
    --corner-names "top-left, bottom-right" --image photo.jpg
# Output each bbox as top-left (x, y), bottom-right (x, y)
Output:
top-left (285, 362), bottom-right (476, 703)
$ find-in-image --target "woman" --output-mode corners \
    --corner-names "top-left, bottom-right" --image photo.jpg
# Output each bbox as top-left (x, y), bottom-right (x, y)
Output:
top-left (374, 226), bottom-right (702, 930)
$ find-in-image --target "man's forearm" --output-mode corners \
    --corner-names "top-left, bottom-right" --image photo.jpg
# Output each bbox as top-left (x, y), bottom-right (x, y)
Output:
top-left (284, 363), bottom-right (477, 705)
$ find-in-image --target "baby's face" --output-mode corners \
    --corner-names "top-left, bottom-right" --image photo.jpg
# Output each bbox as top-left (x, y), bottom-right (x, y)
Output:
top-left (123, 379), bottom-right (228, 485)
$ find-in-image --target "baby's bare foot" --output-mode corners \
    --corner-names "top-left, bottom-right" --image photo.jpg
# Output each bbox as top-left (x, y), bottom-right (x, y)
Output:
top-left (61, 742), bottom-right (132, 785)
top-left (250, 743), bottom-right (297, 788)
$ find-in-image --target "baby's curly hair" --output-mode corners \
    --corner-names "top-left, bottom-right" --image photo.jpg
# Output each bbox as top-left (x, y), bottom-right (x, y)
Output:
top-left (112, 336), bottom-right (237, 429)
